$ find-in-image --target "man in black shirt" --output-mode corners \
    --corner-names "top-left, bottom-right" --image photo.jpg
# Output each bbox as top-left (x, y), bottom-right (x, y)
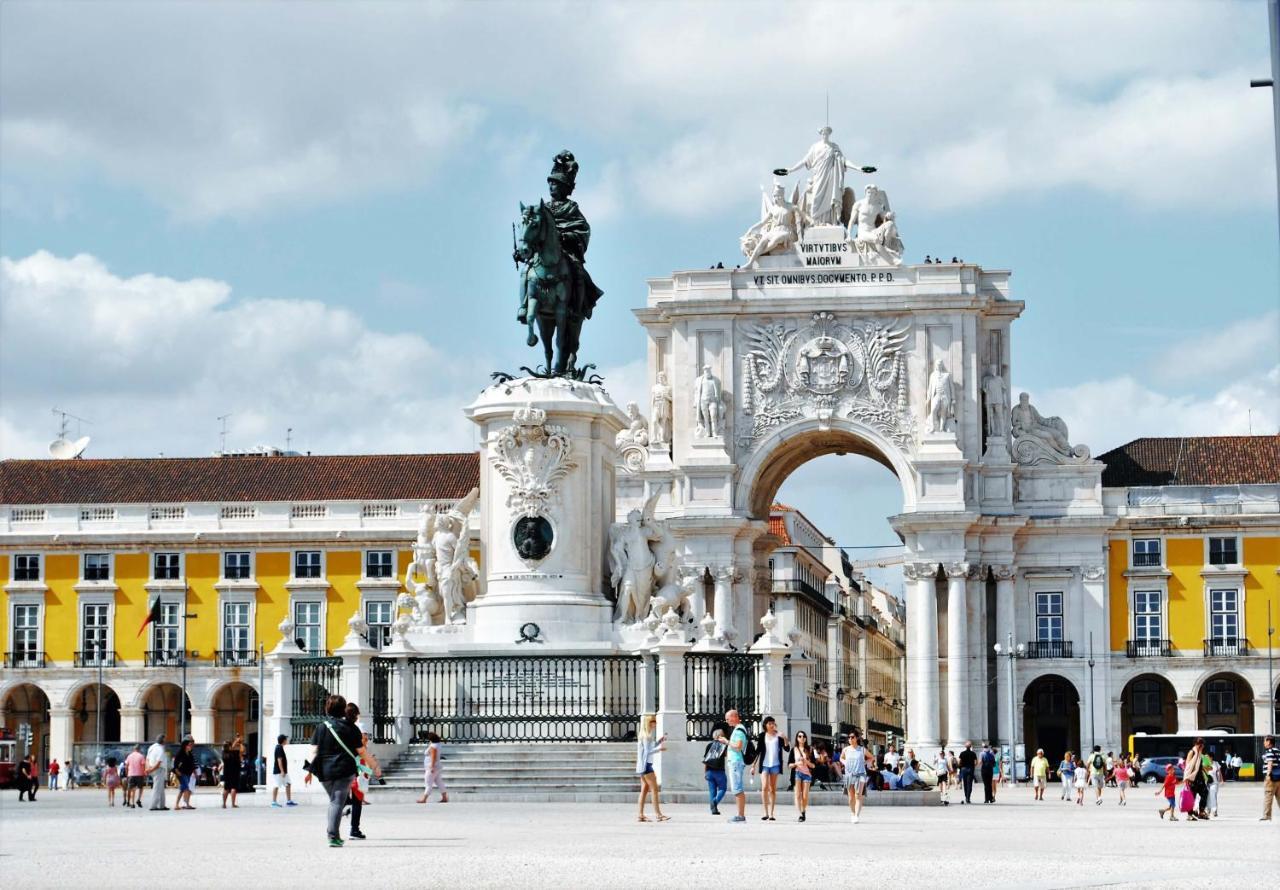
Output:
top-left (957, 741), bottom-right (978, 804)
top-left (980, 743), bottom-right (997, 803)
top-left (271, 734), bottom-right (295, 807)
top-left (173, 738), bottom-right (197, 810)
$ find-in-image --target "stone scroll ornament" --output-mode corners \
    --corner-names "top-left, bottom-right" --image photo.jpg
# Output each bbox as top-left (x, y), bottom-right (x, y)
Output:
top-left (492, 406), bottom-right (577, 518)
top-left (1009, 392), bottom-right (1091, 466)
top-left (615, 401), bottom-right (649, 473)
top-left (739, 311), bottom-right (913, 449)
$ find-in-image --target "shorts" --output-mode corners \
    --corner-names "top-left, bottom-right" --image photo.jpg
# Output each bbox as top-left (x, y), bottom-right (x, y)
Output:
top-left (727, 759), bottom-right (746, 795)
top-left (178, 774), bottom-right (194, 792)
top-left (795, 773), bottom-right (812, 783)
top-left (128, 776), bottom-right (146, 789)
top-left (1033, 776), bottom-right (1046, 787)
top-left (762, 764), bottom-right (781, 775)
top-left (637, 762), bottom-right (654, 776)
top-left (1091, 773), bottom-right (1105, 788)
top-left (1165, 796), bottom-right (1175, 808)
top-left (846, 774), bottom-right (867, 793)
top-left (273, 773), bottom-right (292, 788)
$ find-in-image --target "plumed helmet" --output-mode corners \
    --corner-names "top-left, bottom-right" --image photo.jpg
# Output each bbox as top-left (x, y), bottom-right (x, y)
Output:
top-left (547, 150), bottom-right (578, 193)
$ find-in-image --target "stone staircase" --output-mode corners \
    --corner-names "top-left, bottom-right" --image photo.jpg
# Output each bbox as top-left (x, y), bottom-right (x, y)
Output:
top-left (376, 742), bottom-right (638, 801)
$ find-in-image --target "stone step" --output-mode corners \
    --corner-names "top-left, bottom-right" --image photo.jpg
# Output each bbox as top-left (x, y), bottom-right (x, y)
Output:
top-left (357, 788), bottom-right (941, 806)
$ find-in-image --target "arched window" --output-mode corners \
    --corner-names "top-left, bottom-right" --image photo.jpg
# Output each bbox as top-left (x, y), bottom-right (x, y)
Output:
top-left (1131, 679), bottom-right (1162, 716)
top-left (1205, 679), bottom-right (1236, 715)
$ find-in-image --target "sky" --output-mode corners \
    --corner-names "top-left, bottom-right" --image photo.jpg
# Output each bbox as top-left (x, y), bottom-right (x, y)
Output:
top-left (2, 1), bottom-right (1278, 594)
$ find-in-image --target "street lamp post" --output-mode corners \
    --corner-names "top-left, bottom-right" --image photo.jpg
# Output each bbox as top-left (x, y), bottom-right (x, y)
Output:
top-left (1088, 632), bottom-right (1097, 750)
top-left (96, 640), bottom-right (103, 756)
top-left (1268, 600), bottom-right (1275, 735)
top-left (993, 633), bottom-right (1025, 782)
top-left (179, 610), bottom-right (197, 741)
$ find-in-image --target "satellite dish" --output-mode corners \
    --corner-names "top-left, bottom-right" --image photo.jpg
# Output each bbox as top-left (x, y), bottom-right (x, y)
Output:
top-left (48, 435), bottom-right (91, 459)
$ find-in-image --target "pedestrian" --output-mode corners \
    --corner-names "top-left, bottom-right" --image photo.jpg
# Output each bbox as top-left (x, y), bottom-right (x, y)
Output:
top-left (1157, 763), bottom-right (1178, 821)
top-left (1180, 775), bottom-right (1199, 820)
top-left (1260, 735), bottom-right (1280, 821)
top-left (27, 756), bottom-right (39, 799)
top-left (1206, 756), bottom-right (1222, 817)
top-left (416, 730), bottom-right (450, 805)
top-left (1182, 738), bottom-right (1209, 819)
top-left (47, 758), bottom-right (60, 791)
top-left (883, 744), bottom-right (900, 774)
top-left (104, 756), bottom-right (120, 807)
top-left (17, 754), bottom-right (34, 801)
top-left (66, 760), bottom-right (78, 790)
top-left (633, 715), bottom-right (668, 822)
top-left (1001, 747), bottom-right (1014, 789)
top-left (173, 738), bottom-right (197, 810)
top-left (933, 749), bottom-right (950, 805)
top-left (1231, 751), bottom-right (1244, 783)
top-left (1030, 748), bottom-right (1049, 801)
top-left (751, 715), bottom-right (788, 821)
top-left (221, 735), bottom-right (244, 808)
top-left (790, 730), bottom-right (814, 821)
top-left (124, 744), bottom-right (145, 808)
top-left (1073, 756), bottom-right (1088, 805)
top-left (1104, 750), bottom-right (1116, 787)
top-left (840, 731), bottom-right (869, 824)
top-left (724, 709), bottom-right (751, 823)
top-left (958, 740), bottom-right (977, 804)
top-left (146, 733), bottom-right (169, 811)
top-left (1058, 752), bottom-right (1075, 801)
top-left (1113, 756), bottom-right (1129, 806)
top-left (1087, 745), bottom-right (1107, 806)
top-left (346, 710), bottom-right (380, 840)
top-left (303, 693), bottom-right (365, 848)
top-left (271, 733), bottom-right (296, 807)
top-left (979, 743), bottom-right (996, 803)
top-left (702, 726), bottom-right (728, 815)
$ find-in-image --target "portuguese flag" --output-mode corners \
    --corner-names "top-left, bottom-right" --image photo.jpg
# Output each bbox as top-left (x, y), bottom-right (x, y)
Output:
top-left (137, 598), bottom-right (162, 638)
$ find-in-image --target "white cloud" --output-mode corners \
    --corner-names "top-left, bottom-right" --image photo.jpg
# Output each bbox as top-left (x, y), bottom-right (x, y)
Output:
top-left (1150, 310), bottom-right (1280, 384)
top-left (0, 2), bottom-right (1271, 220)
top-left (0, 251), bottom-right (483, 458)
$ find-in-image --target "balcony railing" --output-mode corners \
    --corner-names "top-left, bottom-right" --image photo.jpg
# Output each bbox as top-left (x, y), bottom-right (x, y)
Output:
top-left (1025, 640), bottom-right (1073, 659)
top-left (73, 650), bottom-right (119, 667)
top-left (216, 649), bottom-right (259, 667)
top-left (1203, 637), bottom-right (1249, 657)
top-left (1125, 639), bottom-right (1172, 658)
top-left (771, 579), bottom-right (825, 601)
top-left (4, 651), bottom-right (46, 668)
top-left (144, 649), bottom-right (186, 667)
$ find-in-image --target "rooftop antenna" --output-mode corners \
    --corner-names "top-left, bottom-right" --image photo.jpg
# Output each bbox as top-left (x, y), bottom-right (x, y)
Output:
top-left (1248, 409), bottom-right (1253, 435)
top-left (825, 92), bottom-right (829, 129)
top-left (217, 413), bottom-right (232, 454)
top-left (286, 427), bottom-right (293, 452)
top-left (49, 407), bottom-right (92, 460)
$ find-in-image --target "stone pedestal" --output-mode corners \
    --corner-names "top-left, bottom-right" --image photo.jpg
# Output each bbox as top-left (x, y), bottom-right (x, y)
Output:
top-left (464, 377), bottom-right (626, 647)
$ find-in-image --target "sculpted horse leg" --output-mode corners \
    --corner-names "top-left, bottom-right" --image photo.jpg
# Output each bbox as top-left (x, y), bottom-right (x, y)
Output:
top-left (538, 315), bottom-right (556, 371)
top-left (525, 290), bottom-right (540, 347)
top-left (553, 302), bottom-right (571, 375)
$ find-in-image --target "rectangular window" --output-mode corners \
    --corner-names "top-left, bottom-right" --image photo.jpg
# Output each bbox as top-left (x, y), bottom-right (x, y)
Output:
top-left (223, 552), bottom-right (251, 580)
top-left (1206, 679), bottom-right (1236, 715)
top-left (13, 554), bottom-right (40, 581)
top-left (83, 553), bottom-right (111, 581)
top-left (153, 552), bottom-right (181, 581)
top-left (294, 602), bottom-right (322, 653)
top-left (365, 550), bottom-right (394, 579)
top-left (222, 602), bottom-right (251, 656)
top-left (1132, 539), bottom-right (1161, 568)
top-left (12, 604), bottom-right (39, 661)
top-left (152, 602), bottom-right (180, 655)
top-left (1208, 537), bottom-right (1238, 566)
top-left (1035, 592), bottom-right (1063, 642)
top-left (294, 551), bottom-right (322, 579)
top-left (365, 600), bottom-right (393, 649)
top-left (82, 603), bottom-right (109, 658)
top-left (1209, 589), bottom-right (1239, 640)
top-left (1133, 590), bottom-right (1162, 641)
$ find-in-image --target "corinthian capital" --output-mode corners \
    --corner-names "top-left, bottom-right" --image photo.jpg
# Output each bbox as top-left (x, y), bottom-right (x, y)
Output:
top-left (944, 562), bottom-right (971, 580)
top-left (991, 564), bottom-right (1016, 582)
top-left (901, 561), bottom-right (935, 582)
top-left (716, 564), bottom-right (741, 583)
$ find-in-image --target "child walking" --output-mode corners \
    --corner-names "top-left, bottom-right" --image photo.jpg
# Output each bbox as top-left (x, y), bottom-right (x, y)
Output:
top-left (1157, 764), bottom-right (1178, 821)
top-left (104, 757), bottom-right (120, 807)
top-left (1073, 759), bottom-right (1088, 805)
top-left (1113, 758), bottom-right (1129, 805)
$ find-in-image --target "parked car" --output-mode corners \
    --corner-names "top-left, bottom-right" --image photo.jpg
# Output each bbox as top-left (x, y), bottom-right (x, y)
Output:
top-left (1139, 756), bottom-right (1183, 783)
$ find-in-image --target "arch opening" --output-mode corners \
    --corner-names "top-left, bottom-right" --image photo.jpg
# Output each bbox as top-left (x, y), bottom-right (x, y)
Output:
top-left (2, 683), bottom-right (51, 764)
top-left (69, 683), bottom-right (122, 744)
top-left (1022, 674), bottom-right (1080, 768)
top-left (1120, 673), bottom-right (1177, 742)
top-left (1196, 672), bottom-right (1254, 734)
top-left (139, 683), bottom-right (192, 741)
top-left (212, 681), bottom-right (260, 757)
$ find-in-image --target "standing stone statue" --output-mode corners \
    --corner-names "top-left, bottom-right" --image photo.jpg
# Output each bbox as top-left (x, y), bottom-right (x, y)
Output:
top-left (693, 365), bottom-right (724, 438)
top-left (982, 363), bottom-right (1009, 442)
top-left (927, 358), bottom-right (956, 434)
top-left (774, 126), bottom-right (876, 227)
top-left (513, 151), bottom-right (603, 376)
top-left (649, 371), bottom-right (672, 446)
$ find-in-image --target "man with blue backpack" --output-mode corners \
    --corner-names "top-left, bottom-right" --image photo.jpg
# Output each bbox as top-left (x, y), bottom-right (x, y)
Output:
top-left (725, 709), bottom-right (756, 823)
top-left (979, 743), bottom-right (997, 803)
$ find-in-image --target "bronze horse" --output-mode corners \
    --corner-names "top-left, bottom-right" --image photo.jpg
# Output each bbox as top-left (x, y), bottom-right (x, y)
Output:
top-left (516, 200), bottom-right (582, 376)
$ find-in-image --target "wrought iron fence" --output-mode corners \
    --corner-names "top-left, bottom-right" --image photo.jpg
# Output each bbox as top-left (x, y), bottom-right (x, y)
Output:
top-left (1126, 638), bottom-right (1172, 658)
top-left (144, 649), bottom-right (185, 667)
top-left (3, 651), bottom-right (46, 668)
top-left (290, 655), bottom-right (343, 742)
top-left (1203, 637), bottom-right (1249, 657)
top-left (370, 657), bottom-right (396, 743)
top-left (684, 652), bottom-right (760, 740)
top-left (74, 650), bottom-right (118, 667)
top-left (1025, 640), bottom-right (1074, 659)
top-left (407, 654), bottom-right (646, 743)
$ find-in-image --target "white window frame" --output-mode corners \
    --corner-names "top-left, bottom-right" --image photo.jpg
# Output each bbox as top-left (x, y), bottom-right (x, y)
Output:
top-left (221, 551), bottom-right (254, 582)
top-left (1034, 591), bottom-right (1064, 642)
top-left (82, 552), bottom-right (113, 582)
top-left (150, 600), bottom-right (184, 658)
top-left (363, 549), bottom-right (395, 581)
top-left (151, 551), bottom-right (184, 582)
top-left (220, 599), bottom-right (254, 662)
top-left (292, 597), bottom-right (326, 655)
top-left (1132, 589), bottom-right (1164, 643)
top-left (1206, 586), bottom-right (1244, 643)
top-left (363, 598), bottom-right (395, 650)
top-left (8, 596), bottom-right (44, 664)
top-left (11, 553), bottom-right (43, 583)
top-left (292, 550), bottom-right (325, 582)
top-left (77, 593), bottom-right (115, 662)
top-left (1206, 536), bottom-right (1240, 567)
top-left (216, 587), bottom-right (257, 661)
top-left (1131, 538), bottom-right (1162, 569)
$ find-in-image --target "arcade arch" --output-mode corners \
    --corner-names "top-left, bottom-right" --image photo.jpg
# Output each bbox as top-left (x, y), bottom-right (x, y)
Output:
top-left (1119, 674), bottom-right (1177, 741)
top-left (1022, 674), bottom-right (1080, 767)
top-left (68, 682), bottom-right (121, 744)
top-left (1195, 672), bottom-right (1254, 734)
top-left (211, 681), bottom-right (259, 753)
top-left (1, 683), bottom-right (50, 762)
top-left (137, 682), bottom-right (192, 741)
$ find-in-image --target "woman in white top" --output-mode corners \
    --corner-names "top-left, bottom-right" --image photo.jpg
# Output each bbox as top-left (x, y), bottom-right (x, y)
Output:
top-left (751, 716), bottom-right (789, 821)
top-left (416, 731), bottom-right (447, 804)
top-left (635, 714), bottom-right (668, 822)
top-left (840, 730), bottom-right (870, 824)
top-left (934, 750), bottom-right (950, 803)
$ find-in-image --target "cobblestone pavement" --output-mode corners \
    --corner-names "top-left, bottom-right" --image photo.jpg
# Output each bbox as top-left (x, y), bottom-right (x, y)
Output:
top-left (2, 784), bottom-right (1277, 888)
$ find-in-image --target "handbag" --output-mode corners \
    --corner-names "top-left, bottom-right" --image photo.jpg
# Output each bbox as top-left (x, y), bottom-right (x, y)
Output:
top-left (321, 720), bottom-right (373, 781)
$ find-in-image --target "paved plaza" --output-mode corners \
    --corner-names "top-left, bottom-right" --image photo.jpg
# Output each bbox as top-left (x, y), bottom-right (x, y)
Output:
top-left (2, 784), bottom-right (1277, 888)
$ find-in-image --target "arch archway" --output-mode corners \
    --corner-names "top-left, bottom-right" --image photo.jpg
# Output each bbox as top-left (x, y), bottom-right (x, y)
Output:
top-left (138, 683), bottom-right (192, 741)
top-left (68, 683), bottom-right (121, 745)
top-left (211, 681), bottom-right (259, 754)
top-left (1196, 672), bottom-right (1254, 733)
top-left (1, 683), bottom-right (51, 763)
top-left (1120, 674), bottom-right (1177, 742)
top-left (1023, 674), bottom-right (1080, 767)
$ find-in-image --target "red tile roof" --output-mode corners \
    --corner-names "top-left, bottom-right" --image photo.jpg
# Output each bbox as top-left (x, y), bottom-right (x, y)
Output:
top-left (1098, 436), bottom-right (1279, 488)
top-left (0, 453), bottom-right (480, 505)
top-left (767, 514), bottom-right (792, 545)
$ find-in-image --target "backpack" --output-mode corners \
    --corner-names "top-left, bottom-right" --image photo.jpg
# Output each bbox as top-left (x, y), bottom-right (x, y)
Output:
top-left (1092, 753), bottom-right (1105, 771)
top-left (732, 726), bottom-right (757, 764)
